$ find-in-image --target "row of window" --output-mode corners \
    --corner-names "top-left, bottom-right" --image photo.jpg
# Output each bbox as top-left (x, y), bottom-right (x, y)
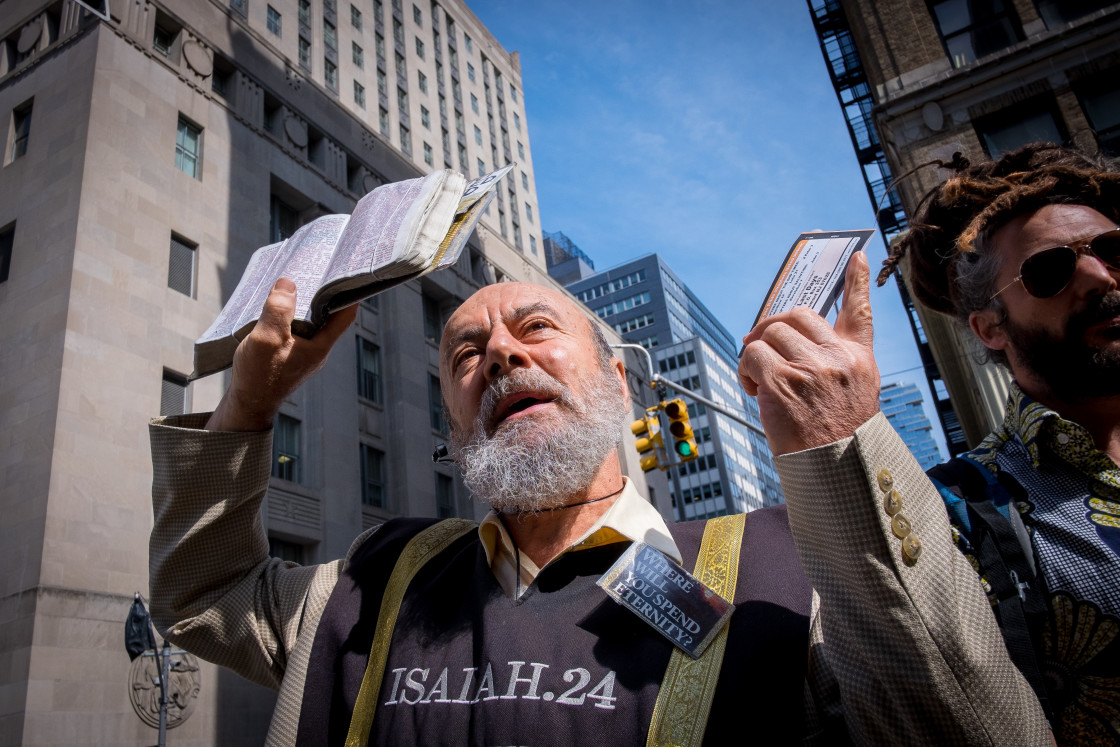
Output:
top-left (677, 453), bottom-right (720, 477)
top-left (677, 479), bottom-right (724, 505)
top-left (575, 269), bottom-right (647, 303)
top-left (594, 291), bottom-right (651, 319)
top-left (658, 350), bottom-right (696, 373)
top-left (615, 312), bottom-right (655, 334)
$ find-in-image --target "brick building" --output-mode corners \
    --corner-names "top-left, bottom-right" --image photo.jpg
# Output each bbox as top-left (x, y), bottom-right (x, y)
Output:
top-left (809, 0), bottom-right (1120, 449)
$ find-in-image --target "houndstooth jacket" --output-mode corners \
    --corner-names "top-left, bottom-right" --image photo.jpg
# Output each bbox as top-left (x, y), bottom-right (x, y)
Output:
top-left (148, 412), bottom-right (1050, 745)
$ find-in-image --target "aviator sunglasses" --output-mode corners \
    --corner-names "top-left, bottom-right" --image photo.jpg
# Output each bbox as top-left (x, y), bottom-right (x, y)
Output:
top-left (989, 227), bottom-right (1120, 301)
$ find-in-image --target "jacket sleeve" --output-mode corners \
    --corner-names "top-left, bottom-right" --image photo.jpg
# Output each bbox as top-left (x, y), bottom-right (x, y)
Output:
top-left (776, 412), bottom-right (1050, 746)
top-left (148, 413), bottom-right (344, 690)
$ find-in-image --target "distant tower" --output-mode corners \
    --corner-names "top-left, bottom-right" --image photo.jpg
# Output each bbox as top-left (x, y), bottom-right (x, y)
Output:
top-left (552, 248), bottom-right (785, 517)
top-left (879, 382), bottom-right (943, 471)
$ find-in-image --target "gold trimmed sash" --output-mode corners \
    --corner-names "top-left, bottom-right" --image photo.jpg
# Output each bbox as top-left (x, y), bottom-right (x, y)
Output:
top-left (344, 518), bottom-right (477, 747)
top-left (646, 513), bottom-right (746, 747)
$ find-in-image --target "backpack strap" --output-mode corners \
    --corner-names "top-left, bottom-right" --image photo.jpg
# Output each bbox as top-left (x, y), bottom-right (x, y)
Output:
top-left (928, 457), bottom-right (1052, 721)
top-left (646, 512), bottom-right (746, 747)
top-left (344, 518), bottom-right (478, 747)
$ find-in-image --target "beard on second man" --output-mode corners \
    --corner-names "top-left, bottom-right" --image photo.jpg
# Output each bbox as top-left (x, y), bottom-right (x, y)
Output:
top-left (1003, 289), bottom-right (1120, 402)
top-left (448, 362), bottom-right (630, 514)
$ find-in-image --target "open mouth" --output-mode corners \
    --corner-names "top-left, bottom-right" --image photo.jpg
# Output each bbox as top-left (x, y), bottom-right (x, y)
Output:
top-left (491, 391), bottom-right (557, 430)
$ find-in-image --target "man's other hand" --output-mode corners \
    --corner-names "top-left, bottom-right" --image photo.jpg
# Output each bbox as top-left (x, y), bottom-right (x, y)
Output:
top-left (206, 279), bottom-right (358, 432)
top-left (738, 252), bottom-right (880, 456)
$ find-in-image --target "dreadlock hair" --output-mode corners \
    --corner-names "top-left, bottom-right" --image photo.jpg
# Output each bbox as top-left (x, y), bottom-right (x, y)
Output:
top-left (878, 142), bottom-right (1120, 367)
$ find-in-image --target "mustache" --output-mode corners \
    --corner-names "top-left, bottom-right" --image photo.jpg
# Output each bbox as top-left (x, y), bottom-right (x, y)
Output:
top-left (477, 369), bottom-right (571, 433)
top-left (1069, 291), bottom-right (1120, 336)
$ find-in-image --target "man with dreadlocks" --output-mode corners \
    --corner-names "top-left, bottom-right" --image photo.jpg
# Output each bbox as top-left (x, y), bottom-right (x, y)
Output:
top-left (883, 142), bottom-right (1120, 745)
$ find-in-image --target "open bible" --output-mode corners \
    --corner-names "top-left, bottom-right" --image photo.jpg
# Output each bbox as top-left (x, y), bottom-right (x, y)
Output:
top-left (192, 165), bottom-right (511, 379)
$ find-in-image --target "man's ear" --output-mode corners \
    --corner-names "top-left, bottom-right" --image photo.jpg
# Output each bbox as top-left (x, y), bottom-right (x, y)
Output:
top-left (613, 357), bottom-right (630, 401)
top-left (969, 308), bottom-right (1008, 353)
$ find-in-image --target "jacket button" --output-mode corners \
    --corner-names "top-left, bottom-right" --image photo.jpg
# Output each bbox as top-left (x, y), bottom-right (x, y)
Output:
top-left (876, 468), bottom-right (893, 492)
top-left (902, 534), bottom-right (923, 562)
top-left (883, 489), bottom-right (902, 516)
top-left (891, 513), bottom-right (912, 539)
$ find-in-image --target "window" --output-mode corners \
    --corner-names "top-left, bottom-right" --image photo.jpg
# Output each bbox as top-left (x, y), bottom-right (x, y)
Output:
top-left (360, 444), bottom-right (385, 507)
top-left (473, 125), bottom-right (482, 145)
top-left (513, 112), bottom-right (521, 131)
top-left (418, 71), bottom-right (428, 93)
top-left (376, 32), bottom-right (385, 59)
top-left (1035, 0), bottom-right (1113, 28)
top-left (324, 0), bottom-right (336, 11)
top-left (457, 142), bottom-right (467, 167)
top-left (466, 63), bottom-right (475, 82)
top-left (325, 59), bottom-right (338, 89)
top-left (415, 37), bottom-right (425, 59)
top-left (420, 105), bottom-right (430, 128)
top-left (269, 537), bottom-right (305, 564)
top-left (436, 473), bottom-right (455, 518)
top-left (525, 202), bottom-right (532, 223)
top-left (352, 41), bottom-right (364, 68)
top-left (354, 80), bottom-right (366, 108)
top-left (351, 3), bottom-right (362, 29)
top-left (397, 87), bottom-right (408, 111)
top-left (160, 370), bottom-right (190, 417)
top-left (374, 0), bottom-right (383, 23)
top-left (379, 107), bottom-right (390, 135)
top-left (324, 19), bottom-right (337, 49)
top-left (423, 142), bottom-right (433, 165)
top-left (358, 338), bottom-right (385, 403)
top-left (521, 172), bottom-right (528, 190)
top-left (393, 18), bottom-right (403, 43)
top-left (153, 23), bottom-right (174, 57)
top-left (510, 85), bottom-right (518, 102)
top-left (175, 117), bottom-right (201, 178)
top-left (464, 33), bottom-right (472, 53)
top-left (413, 3), bottom-right (422, 25)
top-left (428, 374), bottom-right (448, 435)
top-left (8, 100), bottom-right (32, 162)
top-left (167, 235), bottom-right (197, 297)
top-left (0, 223), bottom-right (12, 283)
top-left (270, 195), bottom-right (299, 242)
top-left (517, 141), bottom-right (525, 160)
top-left (974, 99), bottom-right (1065, 158)
top-left (267, 6), bottom-right (282, 36)
top-left (395, 52), bottom-right (406, 74)
top-left (273, 414), bottom-right (302, 482)
top-left (377, 69), bottom-right (387, 96)
top-left (529, 234), bottom-right (537, 254)
top-left (928, 0), bottom-right (1021, 68)
top-left (423, 293), bottom-right (443, 343)
top-left (477, 158), bottom-right (485, 176)
top-left (439, 95), bottom-right (447, 117)
top-left (299, 0), bottom-right (310, 24)
top-left (1079, 80), bottom-right (1120, 156)
top-left (470, 93), bottom-right (479, 114)
top-left (299, 37), bottom-right (312, 68)
top-left (400, 123), bottom-right (410, 154)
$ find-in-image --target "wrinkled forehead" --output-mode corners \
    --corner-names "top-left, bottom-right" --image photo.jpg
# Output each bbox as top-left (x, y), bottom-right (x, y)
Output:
top-left (440, 283), bottom-right (582, 356)
top-left (991, 204), bottom-right (1117, 259)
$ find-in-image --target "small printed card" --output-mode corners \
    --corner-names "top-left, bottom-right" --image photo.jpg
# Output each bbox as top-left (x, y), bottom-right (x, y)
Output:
top-left (598, 543), bottom-right (734, 659)
top-left (752, 229), bottom-right (876, 328)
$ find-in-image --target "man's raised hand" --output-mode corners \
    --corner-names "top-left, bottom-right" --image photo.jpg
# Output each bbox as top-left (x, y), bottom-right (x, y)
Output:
top-left (205, 278), bottom-right (358, 432)
top-left (738, 252), bottom-right (880, 456)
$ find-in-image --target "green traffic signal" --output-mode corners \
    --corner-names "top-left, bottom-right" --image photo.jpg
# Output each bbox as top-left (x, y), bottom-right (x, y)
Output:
top-left (676, 441), bottom-right (693, 457)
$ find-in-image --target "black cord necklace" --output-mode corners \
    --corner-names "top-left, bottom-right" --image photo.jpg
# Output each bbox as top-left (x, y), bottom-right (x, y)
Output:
top-left (497, 483), bottom-right (626, 597)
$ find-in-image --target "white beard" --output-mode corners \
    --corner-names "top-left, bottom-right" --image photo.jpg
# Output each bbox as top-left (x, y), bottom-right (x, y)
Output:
top-left (450, 366), bottom-right (629, 514)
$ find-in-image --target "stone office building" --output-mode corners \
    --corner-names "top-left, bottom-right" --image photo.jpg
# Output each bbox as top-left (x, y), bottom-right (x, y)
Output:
top-left (0, 1), bottom-right (665, 743)
top-left (808, 0), bottom-right (1120, 449)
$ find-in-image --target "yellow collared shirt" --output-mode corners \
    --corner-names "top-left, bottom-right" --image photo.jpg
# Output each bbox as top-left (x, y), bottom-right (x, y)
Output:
top-left (478, 478), bottom-right (681, 598)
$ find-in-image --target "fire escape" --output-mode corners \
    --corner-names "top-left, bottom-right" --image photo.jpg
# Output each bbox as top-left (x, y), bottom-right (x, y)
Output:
top-left (807, 0), bottom-right (968, 455)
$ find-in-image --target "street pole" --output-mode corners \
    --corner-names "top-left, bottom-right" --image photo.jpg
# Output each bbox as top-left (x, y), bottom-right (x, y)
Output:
top-left (157, 640), bottom-right (170, 747)
top-left (611, 343), bottom-right (767, 439)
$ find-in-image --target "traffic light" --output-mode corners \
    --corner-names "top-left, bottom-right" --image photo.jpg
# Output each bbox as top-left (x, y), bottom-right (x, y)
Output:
top-left (664, 398), bottom-right (698, 462)
top-left (630, 413), bottom-right (663, 472)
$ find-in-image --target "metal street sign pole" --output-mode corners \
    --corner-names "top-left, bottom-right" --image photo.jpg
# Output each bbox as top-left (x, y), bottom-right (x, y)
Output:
top-left (610, 343), bottom-right (767, 439)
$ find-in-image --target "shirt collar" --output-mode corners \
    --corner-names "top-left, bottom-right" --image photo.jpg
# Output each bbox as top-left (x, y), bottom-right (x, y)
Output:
top-left (1000, 382), bottom-right (1104, 471)
top-left (478, 477), bottom-right (681, 596)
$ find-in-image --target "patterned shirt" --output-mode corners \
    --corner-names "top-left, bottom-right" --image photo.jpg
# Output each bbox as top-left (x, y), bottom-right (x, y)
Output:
top-left (934, 384), bottom-right (1120, 744)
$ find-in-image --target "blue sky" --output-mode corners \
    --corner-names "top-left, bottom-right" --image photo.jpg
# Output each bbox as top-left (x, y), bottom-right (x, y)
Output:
top-left (468, 0), bottom-right (948, 457)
